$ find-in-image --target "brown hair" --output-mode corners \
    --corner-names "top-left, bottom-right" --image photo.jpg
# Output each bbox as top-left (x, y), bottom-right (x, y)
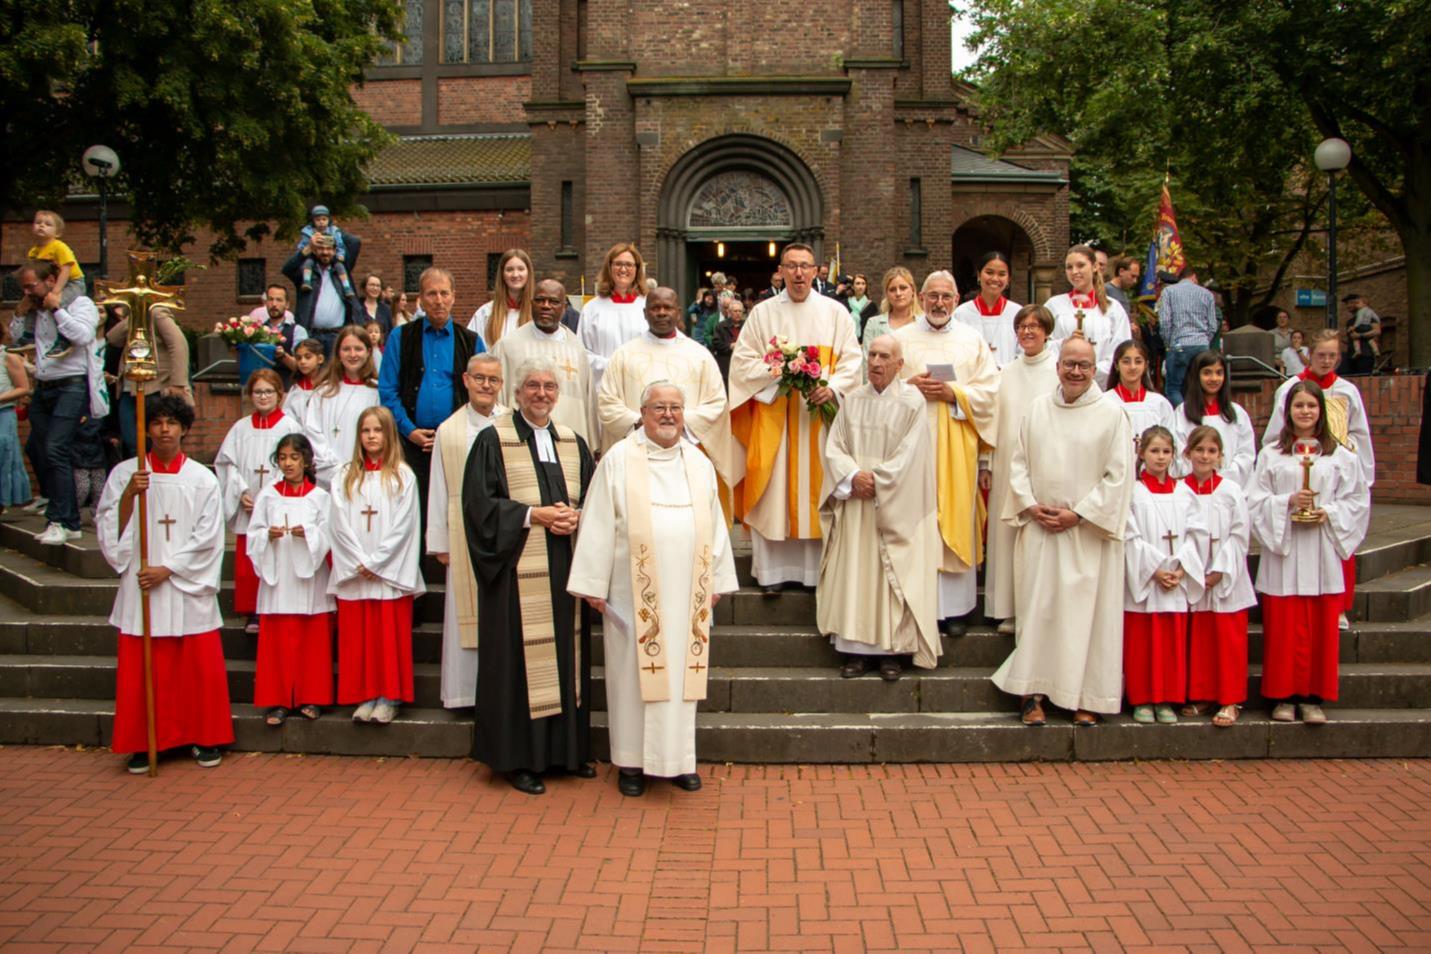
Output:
top-left (1012, 303), bottom-right (1054, 336)
top-left (1106, 338), bottom-right (1155, 391)
top-left (1109, 254), bottom-right (1136, 278)
top-left (596, 243), bottom-right (647, 298)
top-left (1183, 424), bottom-right (1224, 459)
top-left (486, 248), bottom-right (535, 346)
top-left (244, 368), bottom-right (285, 401)
top-left (316, 325), bottom-right (377, 396)
top-left (1276, 380), bottom-right (1339, 456)
top-left (342, 406), bottom-right (405, 502)
top-left (1066, 244), bottom-right (1110, 312)
top-left (779, 242), bottom-right (817, 265)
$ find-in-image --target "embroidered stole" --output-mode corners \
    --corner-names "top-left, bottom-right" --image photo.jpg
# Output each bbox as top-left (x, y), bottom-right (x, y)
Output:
top-left (623, 434), bottom-right (715, 702)
top-left (1325, 394), bottom-right (1352, 451)
top-left (494, 414), bottom-right (583, 719)
top-left (439, 406), bottom-right (505, 649)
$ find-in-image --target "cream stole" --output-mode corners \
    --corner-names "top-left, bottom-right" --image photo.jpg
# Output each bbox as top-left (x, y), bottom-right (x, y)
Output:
top-left (494, 414), bottom-right (583, 719)
top-left (439, 405), bottom-right (505, 649)
top-left (624, 433), bottom-right (715, 702)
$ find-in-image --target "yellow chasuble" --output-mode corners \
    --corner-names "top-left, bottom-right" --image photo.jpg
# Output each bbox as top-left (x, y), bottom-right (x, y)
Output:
top-left (893, 318), bottom-right (999, 569)
top-left (727, 292), bottom-right (863, 540)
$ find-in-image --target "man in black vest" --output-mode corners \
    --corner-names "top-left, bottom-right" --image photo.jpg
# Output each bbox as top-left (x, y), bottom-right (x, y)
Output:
top-left (376, 266), bottom-right (483, 534)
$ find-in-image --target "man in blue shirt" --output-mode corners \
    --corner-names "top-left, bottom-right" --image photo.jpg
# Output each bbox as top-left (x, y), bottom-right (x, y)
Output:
top-left (1157, 268), bottom-right (1220, 406)
top-left (377, 266), bottom-right (483, 534)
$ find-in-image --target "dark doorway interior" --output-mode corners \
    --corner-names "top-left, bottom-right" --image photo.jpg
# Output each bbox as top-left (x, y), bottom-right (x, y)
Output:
top-left (685, 239), bottom-right (783, 305)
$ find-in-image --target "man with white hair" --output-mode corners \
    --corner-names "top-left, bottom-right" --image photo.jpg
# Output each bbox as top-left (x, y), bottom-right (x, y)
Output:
top-left (569, 381), bottom-right (738, 796)
top-left (462, 358), bottom-right (595, 794)
top-left (893, 270), bottom-right (999, 636)
top-left (427, 353), bottom-right (507, 709)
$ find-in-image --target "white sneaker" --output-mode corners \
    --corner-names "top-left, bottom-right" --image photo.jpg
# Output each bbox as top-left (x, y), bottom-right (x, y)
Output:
top-left (370, 699), bottom-right (398, 724)
top-left (1270, 702), bottom-right (1296, 722)
top-left (1338, 612), bottom-right (1350, 631)
top-left (352, 700), bottom-right (377, 722)
top-left (1299, 703), bottom-right (1328, 725)
top-left (22, 497), bottom-right (48, 513)
top-left (36, 523), bottom-right (78, 545)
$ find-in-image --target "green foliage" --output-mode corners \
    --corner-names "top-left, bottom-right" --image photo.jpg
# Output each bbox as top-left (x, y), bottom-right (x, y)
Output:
top-left (1, 0), bottom-right (403, 257)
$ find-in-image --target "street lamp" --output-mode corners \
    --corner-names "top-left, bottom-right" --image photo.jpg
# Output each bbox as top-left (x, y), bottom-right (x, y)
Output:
top-left (81, 145), bottom-right (121, 279)
top-left (1314, 137), bottom-right (1351, 331)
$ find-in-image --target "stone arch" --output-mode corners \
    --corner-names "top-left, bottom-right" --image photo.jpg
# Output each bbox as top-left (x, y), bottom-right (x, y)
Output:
top-left (950, 202), bottom-right (1054, 262)
top-left (952, 214), bottom-right (1041, 304)
top-left (657, 134), bottom-right (825, 297)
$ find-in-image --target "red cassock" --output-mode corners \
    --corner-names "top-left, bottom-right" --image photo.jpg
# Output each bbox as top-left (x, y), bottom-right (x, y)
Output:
top-left (1342, 556), bottom-right (1356, 613)
top-left (233, 534), bottom-right (259, 615)
top-left (254, 613), bottom-right (334, 708)
top-left (335, 597), bottom-right (414, 704)
top-left (113, 631), bottom-right (235, 754)
top-left (1259, 594), bottom-right (1342, 701)
top-left (1123, 611), bottom-right (1188, 705)
top-left (1187, 609), bottom-right (1248, 705)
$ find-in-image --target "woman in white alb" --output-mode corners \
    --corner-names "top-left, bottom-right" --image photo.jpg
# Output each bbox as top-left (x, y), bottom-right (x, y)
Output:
top-left (579, 243), bottom-right (648, 396)
top-left (467, 248), bottom-right (534, 350)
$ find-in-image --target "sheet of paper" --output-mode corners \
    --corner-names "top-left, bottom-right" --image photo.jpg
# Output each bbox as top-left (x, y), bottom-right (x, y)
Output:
top-left (927, 363), bottom-right (957, 382)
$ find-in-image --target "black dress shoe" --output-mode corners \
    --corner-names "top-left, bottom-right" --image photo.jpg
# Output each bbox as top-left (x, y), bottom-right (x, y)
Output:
top-left (573, 763), bottom-right (597, 778)
top-left (761, 583), bottom-right (784, 595)
top-left (617, 769), bottom-right (646, 797)
top-left (878, 657), bottom-right (902, 682)
top-left (507, 770), bottom-right (546, 795)
top-left (671, 773), bottom-right (702, 792)
top-left (840, 657), bottom-right (868, 678)
top-left (939, 617), bottom-right (968, 638)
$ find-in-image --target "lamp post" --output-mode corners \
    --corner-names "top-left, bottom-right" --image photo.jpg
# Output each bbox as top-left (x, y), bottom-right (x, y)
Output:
top-left (1314, 137), bottom-right (1351, 331)
top-left (81, 145), bottom-right (121, 279)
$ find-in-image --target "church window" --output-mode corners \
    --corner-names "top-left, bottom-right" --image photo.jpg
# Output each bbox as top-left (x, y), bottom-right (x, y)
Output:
top-left (443, 0), bottom-right (533, 64)
top-left (379, 0), bottom-right (425, 65)
top-left (687, 172), bottom-right (794, 231)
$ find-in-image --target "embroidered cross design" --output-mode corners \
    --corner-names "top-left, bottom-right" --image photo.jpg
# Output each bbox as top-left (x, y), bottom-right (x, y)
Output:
top-left (253, 463), bottom-right (270, 484)
top-left (643, 662), bottom-right (664, 675)
top-left (558, 358), bottom-right (578, 380)
top-left (1162, 529), bottom-right (1178, 555)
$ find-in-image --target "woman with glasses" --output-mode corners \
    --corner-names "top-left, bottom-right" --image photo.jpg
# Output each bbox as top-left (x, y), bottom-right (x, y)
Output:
top-left (213, 369), bottom-right (304, 634)
top-left (579, 243), bottom-right (649, 396)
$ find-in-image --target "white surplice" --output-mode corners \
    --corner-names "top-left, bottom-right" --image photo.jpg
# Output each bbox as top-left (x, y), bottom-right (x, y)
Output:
top-left (1171, 402), bottom-right (1257, 487)
top-left (246, 484), bottom-right (335, 616)
top-left (1248, 446), bottom-right (1369, 597)
top-left (426, 403), bottom-right (503, 707)
top-left (491, 321), bottom-right (593, 444)
top-left (1261, 375), bottom-right (1375, 484)
top-left (579, 295), bottom-right (648, 396)
top-left (302, 381), bottom-right (381, 489)
top-left (327, 463), bottom-right (427, 601)
top-left (566, 432), bottom-right (738, 776)
top-left (213, 413), bottom-right (304, 536)
top-left (990, 383), bottom-right (1134, 713)
top-left (281, 382), bottom-right (317, 430)
top-left (953, 298), bottom-right (1023, 368)
top-left (1045, 293), bottom-right (1133, 380)
top-left (985, 348), bottom-right (1059, 621)
top-left (468, 301), bottom-right (522, 350)
top-left (1123, 480), bottom-right (1207, 612)
top-left (97, 457), bottom-right (225, 637)
top-left (1186, 476), bottom-right (1258, 613)
top-left (1106, 388), bottom-right (1177, 449)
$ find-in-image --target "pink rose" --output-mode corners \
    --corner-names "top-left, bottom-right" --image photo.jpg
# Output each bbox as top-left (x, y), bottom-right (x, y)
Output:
top-left (243, 325), bottom-right (255, 336)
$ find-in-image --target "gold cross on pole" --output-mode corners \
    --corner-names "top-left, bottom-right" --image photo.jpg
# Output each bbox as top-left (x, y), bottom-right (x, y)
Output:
top-left (97, 252), bottom-right (185, 387)
top-left (158, 514), bottom-right (177, 542)
top-left (361, 504), bottom-right (378, 532)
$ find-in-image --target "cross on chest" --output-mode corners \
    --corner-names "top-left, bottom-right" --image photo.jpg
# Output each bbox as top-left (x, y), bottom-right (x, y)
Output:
top-left (158, 514), bottom-right (177, 542)
top-left (558, 358), bottom-right (578, 380)
top-left (1162, 529), bottom-right (1179, 555)
top-left (253, 463), bottom-right (270, 484)
top-left (361, 504), bottom-right (378, 532)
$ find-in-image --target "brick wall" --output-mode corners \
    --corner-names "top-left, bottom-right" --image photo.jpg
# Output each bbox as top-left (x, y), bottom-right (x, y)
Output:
top-left (437, 76), bottom-right (531, 125)
top-left (353, 79), bottom-right (422, 127)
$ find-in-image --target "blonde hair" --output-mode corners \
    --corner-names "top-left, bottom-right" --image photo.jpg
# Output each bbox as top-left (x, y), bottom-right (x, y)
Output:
top-left (317, 325), bottom-right (378, 396)
top-left (486, 248), bottom-right (535, 346)
top-left (342, 406), bottom-right (405, 501)
top-left (596, 242), bottom-right (647, 298)
top-left (1066, 244), bottom-right (1110, 312)
top-left (879, 266), bottom-right (923, 317)
top-left (34, 209), bottom-right (64, 235)
top-left (1310, 328), bottom-right (1343, 351)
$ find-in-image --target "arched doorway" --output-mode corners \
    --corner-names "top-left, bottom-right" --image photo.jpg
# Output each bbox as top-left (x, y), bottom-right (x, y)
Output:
top-left (657, 134), bottom-right (824, 301)
top-left (952, 216), bottom-right (1038, 304)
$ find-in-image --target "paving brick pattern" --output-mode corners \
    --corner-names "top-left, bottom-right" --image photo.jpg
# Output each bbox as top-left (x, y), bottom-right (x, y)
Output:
top-left (2, 748), bottom-right (1429, 952)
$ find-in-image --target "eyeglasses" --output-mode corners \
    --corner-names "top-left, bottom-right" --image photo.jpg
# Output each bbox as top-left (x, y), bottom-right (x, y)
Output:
top-left (611, 261), bottom-right (637, 271)
top-left (923, 292), bottom-right (957, 302)
top-left (523, 381), bottom-right (559, 393)
top-left (644, 404), bottom-right (684, 414)
top-left (466, 374), bottom-right (502, 386)
top-left (782, 263), bottom-right (817, 272)
top-left (250, 389), bottom-right (279, 397)
top-left (1059, 361), bottom-right (1095, 372)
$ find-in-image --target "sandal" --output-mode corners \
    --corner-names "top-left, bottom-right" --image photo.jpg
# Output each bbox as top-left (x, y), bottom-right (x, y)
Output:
top-left (298, 705), bottom-right (322, 721)
top-left (1180, 702), bottom-right (1214, 718)
top-left (1212, 704), bottom-right (1241, 727)
top-left (264, 707), bottom-right (288, 726)
top-left (1072, 710), bottom-right (1101, 727)
top-left (1020, 695), bottom-right (1046, 727)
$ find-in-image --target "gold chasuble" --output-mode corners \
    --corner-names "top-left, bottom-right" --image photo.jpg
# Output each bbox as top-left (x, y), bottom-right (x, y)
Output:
top-left (893, 318), bottom-right (999, 570)
top-left (493, 414), bottom-right (584, 718)
top-left (727, 293), bottom-right (863, 540)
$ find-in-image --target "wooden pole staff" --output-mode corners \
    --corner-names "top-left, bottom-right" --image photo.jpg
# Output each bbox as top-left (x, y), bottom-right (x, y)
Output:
top-left (135, 386), bottom-right (158, 777)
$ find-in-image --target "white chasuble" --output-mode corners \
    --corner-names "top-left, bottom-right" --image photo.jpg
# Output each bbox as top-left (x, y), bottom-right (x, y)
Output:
top-left (98, 456), bottom-right (225, 637)
top-left (991, 383), bottom-right (1134, 713)
top-left (490, 322), bottom-right (593, 444)
top-left (728, 292), bottom-right (862, 585)
top-left (986, 349), bottom-right (1058, 621)
top-left (1045, 293), bottom-right (1133, 380)
top-left (953, 298), bottom-right (1023, 368)
top-left (328, 463), bottom-right (426, 602)
top-left (213, 412), bottom-right (304, 536)
top-left (427, 403), bottom-right (505, 708)
top-left (567, 432), bottom-right (737, 776)
top-left (1262, 375), bottom-right (1375, 485)
top-left (1248, 446), bottom-right (1369, 597)
top-left (816, 380), bottom-right (941, 666)
top-left (596, 331), bottom-right (744, 485)
top-left (302, 381), bottom-right (380, 489)
top-left (246, 483), bottom-right (335, 616)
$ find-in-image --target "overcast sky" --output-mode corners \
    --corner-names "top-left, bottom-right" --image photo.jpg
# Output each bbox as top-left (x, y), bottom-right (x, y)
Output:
top-left (950, 9), bottom-right (980, 73)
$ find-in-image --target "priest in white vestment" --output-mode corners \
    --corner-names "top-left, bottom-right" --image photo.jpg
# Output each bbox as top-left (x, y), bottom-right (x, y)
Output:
top-left (817, 336), bottom-right (940, 680)
top-left (893, 271), bottom-right (999, 635)
top-left (427, 354), bottom-right (507, 708)
top-left (728, 243), bottom-right (863, 590)
top-left (491, 279), bottom-right (593, 445)
top-left (991, 337), bottom-right (1134, 726)
top-left (596, 287), bottom-right (743, 488)
top-left (568, 382), bottom-right (738, 796)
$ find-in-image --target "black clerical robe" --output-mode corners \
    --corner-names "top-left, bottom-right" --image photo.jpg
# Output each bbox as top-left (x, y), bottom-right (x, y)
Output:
top-left (463, 413), bottom-right (595, 772)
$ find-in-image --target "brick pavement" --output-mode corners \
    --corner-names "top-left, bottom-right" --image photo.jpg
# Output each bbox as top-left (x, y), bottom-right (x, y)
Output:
top-left (1, 748), bottom-right (1428, 952)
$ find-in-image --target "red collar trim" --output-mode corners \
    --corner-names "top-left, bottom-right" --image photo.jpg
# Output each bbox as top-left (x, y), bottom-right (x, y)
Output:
top-left (342, 375), bottom-right (366, 386)
top-left (506, 296), bottom-right (520, 310)
top-left (251, 409), bottom-right (285, 429)
top-left (276, 478), bottom-right (314, 497)
top-left (362, 457), bottom-right (383, 472)
top-left (1202, 399), bottom-right (1221, 416)
top-left (609, 291), bottom-right (639, 304)
top-left (1299, 369), bottom-right (1338, 389)
top-left (1184, 474), bottom-right (1222, 495)
top-left (296, 378), bottom-right (316, 391)
top-left (1139, 471), bottom-right (1176, 494)
top-left (975, 294), bottom-right (1008, 317)
top-left (147, 451), bottom-right (186, 475)
top-left (1114, 383), bottom-right (1146, 403)
top-left (1069, 290), bottom-right (1098, 310)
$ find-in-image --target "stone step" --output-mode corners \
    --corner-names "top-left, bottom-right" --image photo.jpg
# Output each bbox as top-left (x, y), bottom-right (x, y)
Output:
top-left (1357, 564), bottom-right (1431, 623)
top-left (2, 697), bottom-right (1428, 763)
top-left (7, 653), bottom-right (1431, 713)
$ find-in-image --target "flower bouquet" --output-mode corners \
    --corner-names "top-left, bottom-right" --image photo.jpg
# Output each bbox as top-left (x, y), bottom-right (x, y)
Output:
top-left (763, 335), bottom-right (838, 424)
top-left (213, 314), bottom-right (283, 345)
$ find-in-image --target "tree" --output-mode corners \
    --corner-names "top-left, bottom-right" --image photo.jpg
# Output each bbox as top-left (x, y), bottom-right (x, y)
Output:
top-left (1, 0), bottom-right (403, 256)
